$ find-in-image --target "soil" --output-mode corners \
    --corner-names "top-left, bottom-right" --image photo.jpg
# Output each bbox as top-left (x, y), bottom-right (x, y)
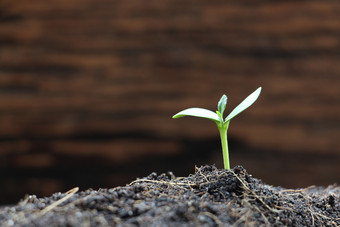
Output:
top-left (0, 165), bottom-right (339, 226)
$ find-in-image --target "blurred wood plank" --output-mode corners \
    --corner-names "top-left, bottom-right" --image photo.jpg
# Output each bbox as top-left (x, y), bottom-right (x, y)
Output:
top-left (0, 0), bottom-right (339, 155)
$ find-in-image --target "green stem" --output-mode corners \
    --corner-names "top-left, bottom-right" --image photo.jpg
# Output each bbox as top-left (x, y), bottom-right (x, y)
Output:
top-left (218, 122), bottom-right (230, 169)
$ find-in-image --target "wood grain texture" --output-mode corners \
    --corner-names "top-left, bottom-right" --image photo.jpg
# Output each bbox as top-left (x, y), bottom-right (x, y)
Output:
top-left (0, 0), bottom-right (339, 203)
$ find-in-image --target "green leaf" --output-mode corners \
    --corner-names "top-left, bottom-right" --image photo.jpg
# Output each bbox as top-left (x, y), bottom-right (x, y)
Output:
top-left (216, 111), bottom-right (223, 120)
top-left (217, 94), bottom-right (227, 117)
top-left (225, 87), bottom-right (262, 122)
top-left (172, 108), bottom-right (220, 123)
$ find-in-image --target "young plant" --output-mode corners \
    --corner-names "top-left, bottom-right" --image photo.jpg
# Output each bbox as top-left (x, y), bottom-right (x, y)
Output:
top-left (173, 87), bottom-right (262, 170)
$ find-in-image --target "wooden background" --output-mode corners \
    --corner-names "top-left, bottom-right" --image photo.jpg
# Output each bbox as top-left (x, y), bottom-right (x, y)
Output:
top-left (0, 0), bottom-right (339, 204)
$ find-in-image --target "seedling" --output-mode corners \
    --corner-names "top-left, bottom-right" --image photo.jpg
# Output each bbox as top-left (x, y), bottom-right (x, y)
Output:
top-left (173, 87), bottom-right (262, 170)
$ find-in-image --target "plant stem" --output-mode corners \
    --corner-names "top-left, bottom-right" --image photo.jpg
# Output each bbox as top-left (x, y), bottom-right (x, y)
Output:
top-left (218, 122), bottom-right (230, 170)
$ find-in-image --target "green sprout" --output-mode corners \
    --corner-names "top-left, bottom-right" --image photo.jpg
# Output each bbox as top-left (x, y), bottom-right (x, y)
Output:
top-left (173, 87), bottom-right (262, 170)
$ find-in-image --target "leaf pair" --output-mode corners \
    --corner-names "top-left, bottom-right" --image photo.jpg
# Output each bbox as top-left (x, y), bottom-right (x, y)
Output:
top-left (173, 87), bottom-right (262, 125)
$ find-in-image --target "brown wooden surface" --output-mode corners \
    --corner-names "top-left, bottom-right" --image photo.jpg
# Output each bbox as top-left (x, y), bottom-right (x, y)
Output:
top-left (0, 1), bottom-right (339, 204)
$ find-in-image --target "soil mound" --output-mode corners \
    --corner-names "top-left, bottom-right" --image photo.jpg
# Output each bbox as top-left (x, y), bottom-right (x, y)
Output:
top-left (1, 165), bottom-right (339, 226)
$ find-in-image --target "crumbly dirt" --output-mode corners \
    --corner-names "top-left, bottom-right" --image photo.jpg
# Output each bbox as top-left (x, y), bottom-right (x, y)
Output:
top-left (0, 165), bottom-right (339, 226)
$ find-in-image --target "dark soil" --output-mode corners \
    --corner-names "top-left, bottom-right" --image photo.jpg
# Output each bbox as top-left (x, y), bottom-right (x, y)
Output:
top-left (1, 165), bottom-right (339, 226)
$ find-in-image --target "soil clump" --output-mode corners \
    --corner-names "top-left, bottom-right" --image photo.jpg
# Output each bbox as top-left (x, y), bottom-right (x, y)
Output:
top-left (0, 165), bottom-right (339, 226)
